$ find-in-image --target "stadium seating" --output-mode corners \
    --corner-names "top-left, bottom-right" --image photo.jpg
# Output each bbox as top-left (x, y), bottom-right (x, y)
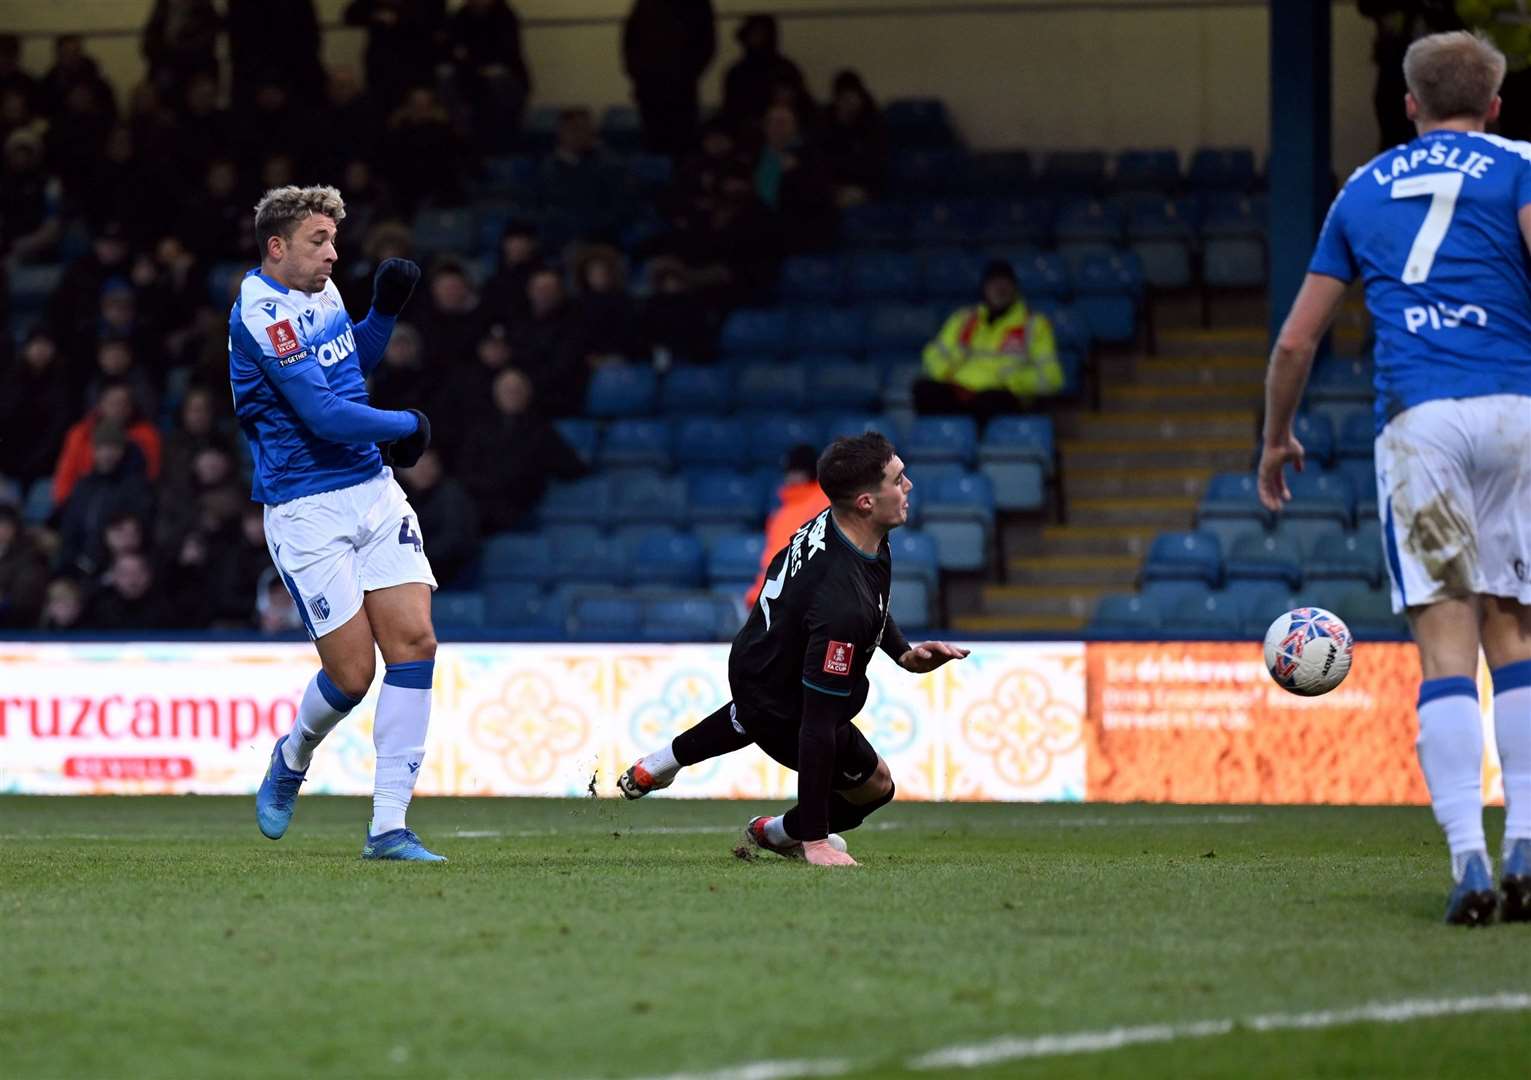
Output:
top-left (1090, 592), bottom-right (1162, 633)
top-left (922, 471), bottom-right (995, 572)
top-left (1141, 530), bottom-right (1223, 588)
top-left (1224, 533), bottom-right (1303, 588)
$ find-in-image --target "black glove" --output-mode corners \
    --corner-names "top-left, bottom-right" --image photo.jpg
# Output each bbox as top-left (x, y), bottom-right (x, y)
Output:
top-left (372, 258), bottom-right (420, 317)
top-left (381, 409), bottom-right (431, 468)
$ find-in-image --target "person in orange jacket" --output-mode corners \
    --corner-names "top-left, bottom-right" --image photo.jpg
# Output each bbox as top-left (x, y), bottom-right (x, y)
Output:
top-left (747, 443), bottom-right (830, 606)
top-left (53, 379), bottom-right (163, 505)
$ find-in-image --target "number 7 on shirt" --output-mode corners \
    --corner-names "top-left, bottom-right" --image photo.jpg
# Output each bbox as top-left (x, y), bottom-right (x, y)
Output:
top-left (1392, 172), bottom-right (1464, 284)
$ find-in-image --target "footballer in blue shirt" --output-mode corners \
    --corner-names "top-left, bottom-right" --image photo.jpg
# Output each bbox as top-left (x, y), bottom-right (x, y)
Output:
top-left (234, 184), bottom-right (445, 862)
top-left (1260, 32), bottom-right (1531, 925)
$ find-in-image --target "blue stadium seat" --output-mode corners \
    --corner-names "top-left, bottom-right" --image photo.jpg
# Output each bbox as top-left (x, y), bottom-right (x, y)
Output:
top-left (736, 362), bottom-right (807, 411)
top-left (1204, 237), bottom-right (1266, 288)
top-left (908, 197), bottom-right (985, 245)
top-left (883, 98), bottom-right (957, 148)
top-left (1113, 149), bottom-right (1181, 193)
top-left (748, 416), bottom-right (823, 467)
top-left (1300, 522), bottom-right (1384, 587)
top-left (883, 362), bottom-right (923, 409)
top-left (1160, 588), bottom-right (1243, 635)
top-left (552, 419), bottom-right (599, 466)
top-left (1032, 302), bottom-right (1092, 352)
top-left (480, 532), bottom-right (554, 584)
top-left (539, 475), bottom-right (614, 526)
top-left (625, 152), bottom-right (673, 191)
top-left (1224, 533), bottom-right (1302, 588)
top-left (1126, 199), bottom-right (1196, 289)
top-left (674, 416), bottom-right (747, 464)
top-left (1189, 147), bottom-right (1258, 191)
top-left (1338, 411), bottom-right (1374, 459)
top-left (791, 306), bottom-right (867, 354)
top-left (707, 531), bottom-right (765, 585)
top-left (840, 202), bottom-right (913, 247)
top-left (904, 415), bottom-right (978, 467)
top-left (1141, 530), bottom-right (1223, 588)
top-left (1013, 251), bottom-right (1072, 301)
top-left (1089, 592), bottom-right (1162, 633)
top-left (1198, 472), bottom-right (1271, 524)
top-left (640, 593), bottom-right (731, 642)
top-left (889, 530), bottom-right (940, 589)
top-left (598, 418), bottom-right (673, 470)
top-left (1285, 470), bottom-right (1354, 527)
top-left (865, 304), bottom-right (940, 352)
top-left (848, 252), bottom-right (922, 300)
top-left (1053, 198), bottom-right (1125, 251)
top-left (1229, 583), bottom-right (1300, 638)
top-left (484, 582), bottom-right (563, 631)
top-left (568, 592), bottom-right (643, 641)
top-left (585, 365), bottom-right (658, 417)
top-left (1138, 580), bottom-right (1213, 611)
top-left (1072, 289), bottom-right (1138, 344)
top-left (1305, 358), bottom-right (1375, 405)
top-left (547, 525), bottom-right (627, 585)
top-left (1335, 457), bottom-right (1375, 508)
top-left (628, 528), bottom-right (706, 588)
top-left (893, 149), bottom-right (973, 196)
top-left (981, 416), bottom-right (1053, 469)
top-left (720, 308), bottom-right (789, 358)
top-left (1334, 586), bottom-right (1408, 640)
top-left (688, 470), bottom-right (765, 525)
top-left (1292, 413), bottom-right (1335, 468)
top-left (807, 363), bottom-right (882, 412)
top-left (660, 366), bottom-right (732, 414)
top-left (1040, 151), bottom-right (1108, 196)
top-left (1072, 250), bottom-right (1145, 299)
top-left (968, 150), bottom-right (1034, 194)
top-left (610, 469), bottom-right (689, 526)
top-left (889, 577), bottom-right (934, 628)
top-left (922, 472), bottom-right (995, 572)
top-left (983, 199), bottom-right (1053, 245)
top-left (433, 590), bottom-right (486, 629)
top-left (779, 254), bottom-right (845, 303)
top-left (22, 478), bottom-right (53, 525)
top-left (821, 412), bottom-right (886, 442)
top-left (921, 248), bottom-right (987, 300)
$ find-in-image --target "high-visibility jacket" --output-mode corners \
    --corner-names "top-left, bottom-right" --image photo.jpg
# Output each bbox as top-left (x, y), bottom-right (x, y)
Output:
top-left (745, 480), bottom-right (830, 606)
top-left (920, 301), bottom-right (1063, 396)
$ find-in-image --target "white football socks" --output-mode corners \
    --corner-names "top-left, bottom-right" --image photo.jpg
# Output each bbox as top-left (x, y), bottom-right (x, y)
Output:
top-left (370, 661), bottom-right (434, 836)
top-left (763, 815), bottom-right (792, 847)
top-left (640, 743), bottom-right (680, 785)
top-left (283, 670), bottom-right (362, 771)
top-left (1416, 676), bottom-right (1485, 880)
top-left (1492, 660), bottom-right (1531, 859)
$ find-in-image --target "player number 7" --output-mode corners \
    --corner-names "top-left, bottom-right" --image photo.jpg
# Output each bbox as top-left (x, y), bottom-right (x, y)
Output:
top-left (1391, 172), bottom-right (1463, 284)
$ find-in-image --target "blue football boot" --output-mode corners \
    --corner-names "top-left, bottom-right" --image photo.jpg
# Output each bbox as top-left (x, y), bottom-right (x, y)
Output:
top-left (1444, 852), bottom-right (1497, 927)
top-left (255, 735), bottom-right (306, 840)
top-left (1501, 839), bottom-right (1531, 923)
top-left (361, 827), bottom-right (447, 862)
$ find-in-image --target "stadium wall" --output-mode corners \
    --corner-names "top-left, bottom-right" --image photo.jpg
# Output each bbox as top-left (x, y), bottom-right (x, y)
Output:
top-left (0, 640), bottom-right (1504, 805)
top-left (6, 0), bottom-right (1377, 172)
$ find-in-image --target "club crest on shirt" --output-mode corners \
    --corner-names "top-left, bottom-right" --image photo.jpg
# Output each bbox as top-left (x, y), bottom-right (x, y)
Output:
top-left (823, 640), bottom-right (853, 676)
top-left (266, 319), bottom-right (301, 358)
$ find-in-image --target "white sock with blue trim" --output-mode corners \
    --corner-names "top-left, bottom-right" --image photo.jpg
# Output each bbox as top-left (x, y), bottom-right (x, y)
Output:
top-left (283, 670), bottom-right (363, 771)
top-left (1416, 676), bottom-right (1486, 881)
top-left (370, 660), bottom-right (433, 836)
top-left (1492, 660), bottom-right (1531, 857)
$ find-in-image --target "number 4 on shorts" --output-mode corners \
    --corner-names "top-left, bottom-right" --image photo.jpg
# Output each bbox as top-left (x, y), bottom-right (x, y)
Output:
top-left (398, 517), bottom-right (423, 552)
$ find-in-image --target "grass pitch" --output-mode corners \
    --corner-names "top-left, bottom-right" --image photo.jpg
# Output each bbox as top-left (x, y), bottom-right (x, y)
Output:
top-left (3, 797), bottom-right (1529, 1079)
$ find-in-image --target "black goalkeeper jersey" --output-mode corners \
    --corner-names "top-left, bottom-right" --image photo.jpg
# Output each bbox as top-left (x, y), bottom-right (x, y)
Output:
top-left (728, 507), bottom-right (893, 725)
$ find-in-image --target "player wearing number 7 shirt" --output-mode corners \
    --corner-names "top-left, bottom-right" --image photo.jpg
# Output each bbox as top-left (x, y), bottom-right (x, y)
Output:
top-left (616, 433), bottom-right (969, 867)
top-left (1260, 32), bottom-right (1531, 925)
top-left (233, 185), bottom-right (446, 862)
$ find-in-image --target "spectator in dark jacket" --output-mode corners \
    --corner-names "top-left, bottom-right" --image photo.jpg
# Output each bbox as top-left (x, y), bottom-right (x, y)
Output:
top-left (141, 0), bottom-right (222, 99)
top-left (397, 449), bottom-right (480, 586)
top-left (88, 550), bottom-right (175, 630)
top-left (382, 86), bottom-right (467, 213)
top-left (538, 107), bottom-right (623, 240)
top-left (754, 102), bottom-right (835, 252)
top-left (313, 69), bottom-right (388, 177)
top-left (47, 220), bottom-right (130, 358)
top-left (443, 0), bottom-right (531, 150)
top-left (175, 157), bottom-right (244, 262)
top-left (622, 0), bottom-right (716, 156)
top-left (57, 421), bottom-right (157, 578)
top-left (0, 34), bottom-right (38, 114)
top-left (457, 368), bottom-right (588, 532)
top-left (226, 0), bottom-right (323, 113)
top-left (40, 35), bottom-right (115, 118)
top-left (720, 14), bottom-right (807, 137)
top-left (343, 0), bottom-right (446, 114)
top-left (45, 78), bottom-right (117, 207)
top-left (572, 244), bottom-right (642, 362)
top-left (436, 321), bottom-right (516, 450)
top-left (413, 261), bottom-right (486, 367)
top-left (820, 69), bottom-right (887, 206)
top-left (368, 322), bottom-right (432, 413)
top-left (1, 127), bottom-right (58, 261)
top-left (641, 255), bottom-right (716, 366)
top-left (203, 503), bottom-right (273, 625)
top-left (480, 219), bottom-right (540, 322)
top-left (0, 330), bottom-right (73, 488)
top-left (160, 386), bottom-right (236, 499)
top-left (513, 266), bottom-right (589, 416)
top-left (0, 505), bottom-right (47, 628)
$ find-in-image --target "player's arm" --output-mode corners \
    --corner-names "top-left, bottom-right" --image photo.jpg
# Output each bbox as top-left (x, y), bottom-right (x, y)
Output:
top-left (354, 258), bottom-right (421, 377)
top-left (1258, 273), bottom-right (1347, 510)
top-left (879, 614), bottom-right (970, 672)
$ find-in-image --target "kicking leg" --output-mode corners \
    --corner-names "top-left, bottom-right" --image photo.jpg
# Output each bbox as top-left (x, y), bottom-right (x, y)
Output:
top-left (618, 701), bottom-right (753, 799)
top-left (752, 723), bottom-right (879, 860)
top-left (360, 582), bottom-right (445, 862)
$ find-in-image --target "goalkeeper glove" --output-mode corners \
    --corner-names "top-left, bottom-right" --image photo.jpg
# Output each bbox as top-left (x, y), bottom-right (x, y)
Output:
top-left (381, 409), bottom-right (431, 468)
top-left (372, 258), bottom-right (421, 317)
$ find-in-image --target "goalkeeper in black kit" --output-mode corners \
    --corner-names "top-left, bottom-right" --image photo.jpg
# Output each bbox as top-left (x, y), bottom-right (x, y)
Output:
top-left (618, 433), bottom-right (969, 866)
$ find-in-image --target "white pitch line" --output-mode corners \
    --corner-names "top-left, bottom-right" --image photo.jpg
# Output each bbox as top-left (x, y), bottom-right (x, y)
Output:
top-left (610, 993), bottom-right (1531, 1080)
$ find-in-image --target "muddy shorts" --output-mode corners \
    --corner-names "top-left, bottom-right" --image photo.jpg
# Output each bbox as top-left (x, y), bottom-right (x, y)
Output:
top-left (1375, 394), bottom-right (1531, 613)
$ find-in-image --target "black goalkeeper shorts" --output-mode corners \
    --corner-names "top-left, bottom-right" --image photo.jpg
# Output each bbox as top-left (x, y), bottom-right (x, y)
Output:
top-left (731, 701), bottom-right (880, 789)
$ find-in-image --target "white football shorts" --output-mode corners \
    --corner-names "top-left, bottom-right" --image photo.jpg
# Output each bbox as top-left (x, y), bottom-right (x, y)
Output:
top-left (263, 467), bottom-right (437, 639)
top-left (1375, 394), bottom-right (1531, 613)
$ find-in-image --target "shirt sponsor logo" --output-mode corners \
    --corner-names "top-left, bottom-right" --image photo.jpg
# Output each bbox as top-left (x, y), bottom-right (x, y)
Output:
top-left (823, 640), bottom-right (853, 676)
top-left (266, 319), bottom-right (301, 358)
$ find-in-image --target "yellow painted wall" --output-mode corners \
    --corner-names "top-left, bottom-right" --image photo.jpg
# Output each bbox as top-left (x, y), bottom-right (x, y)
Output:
top-left (0, 1), bottom-right (1383, 173)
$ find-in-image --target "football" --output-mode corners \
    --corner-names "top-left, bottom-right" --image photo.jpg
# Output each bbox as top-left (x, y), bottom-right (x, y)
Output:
top-left (1263, 607), bottom-right (1354, 696)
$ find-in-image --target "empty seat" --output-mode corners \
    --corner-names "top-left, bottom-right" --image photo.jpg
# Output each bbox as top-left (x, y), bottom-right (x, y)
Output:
top-left (840, 201), bottom-right (912, 247)
top-left (968, 150), bottom-right (1034, 194)
top-left (903, 415), bottom-right (978, 467)
top-left (889, 529), bottom-right (940, 588)
top-left (1333, 586), bottom-right (1408, 640)
top-left (688, 469), bottom-right (764, 525)
top-left (674, 416), bottom-right (748, 465)
top-left (888, 576), bottom-right (934, 628)
top-left (538, 475), bottom-right (613, 526)
top-left (1013, 251), bottom-right (1072, 301)
top-left (748, 415), bottom-right (823, 466)
top-left (1301, 523), bottom-right (1383, 587)
top-left (568, 592), bottom-right (643, 641)
top-left (791, 305), bottom-right (867, 354)
top-left (585, 365), bottom-right (658, 417)
top-left (1160, 588), bottom-right (1244, 635)
top-left (1188, 146), bottom-right (1258, 191)
top-left (1113, 148), bottom-right (1181, 193)
top-left (893, 150), bottom-right (973, 196)
top-left (779, 253), bottom-right (845, 302)
top-left (553, 418), bottom-right (599, 465)
top-left (1285, 470), bottom-right (1354, 527)
top-left (848, 252), bottom-right (922, 300)
top-left (908, 196), bottom-right (984, 245)
top-left (598, 418), bottom-right (672, 470)
top-left (660, 367), bottom-right (732, 414)
top-left (807, 363), bottom-right (881, 412)
top-left (485, 582), bottom-right (562, 630)
top-left (736, 362), bottom-right (808, 411)
top-left (1141, 530), bottom-right (1223, 588)
top-left (610, 469), bottom-right (688, 525)
top-left (922, 471), bottom-right (995, 572)
top-left (433, 590), bottom-right (486, 629)
top-left (1052, 198), bottom-right (1124, 247)
top-left (546, 525), bottom-right (626, 585)
top-left (921, 248), bottom-right (988, 299)
top-left (641, 593), bottom-right (731, 642)
top-left (864, 303), bottom-right (941, 351)
top-left (707, 531), bottom-right (765, 584)
top-left (1090, 592), bottom-right (1162, 633)
top-left (719, 308), bottom-right (789, 357)
top-left (883, 98), bottom-right (957, 148)
top-left (480, 532), bottom-right (554, 584)
top-left (628, 528), bottom-right (706, 587)
top-left (1041, 151), bottom-right (1108, 195)
top-left (1292, 413), bottom-right (1336, 467)
top-left (1224, 532), bottom-right (1302, 588)
top-left (1338, 410), bottom-right (1374, 459)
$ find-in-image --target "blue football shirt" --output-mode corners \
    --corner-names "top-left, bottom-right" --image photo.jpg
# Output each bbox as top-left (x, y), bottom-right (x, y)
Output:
top-left (1309, 129), bottom-right (1531, 429)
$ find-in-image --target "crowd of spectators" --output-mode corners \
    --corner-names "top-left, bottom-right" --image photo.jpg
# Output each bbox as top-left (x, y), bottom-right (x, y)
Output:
top-left (0, 5), bottom-right (903, 634)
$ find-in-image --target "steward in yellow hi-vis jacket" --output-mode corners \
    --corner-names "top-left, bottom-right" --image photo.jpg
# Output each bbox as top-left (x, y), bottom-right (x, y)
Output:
top-left (918, 260), bottom-right (1063, 413)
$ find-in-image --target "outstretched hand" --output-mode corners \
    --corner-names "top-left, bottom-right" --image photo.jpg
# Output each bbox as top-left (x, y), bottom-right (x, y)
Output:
top-left (1256, 434), bottom-right (1305, 513)
top-left (898, 641), bottom-right (971, 673)
top-left (372, 257), bottom-right (421, 317)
